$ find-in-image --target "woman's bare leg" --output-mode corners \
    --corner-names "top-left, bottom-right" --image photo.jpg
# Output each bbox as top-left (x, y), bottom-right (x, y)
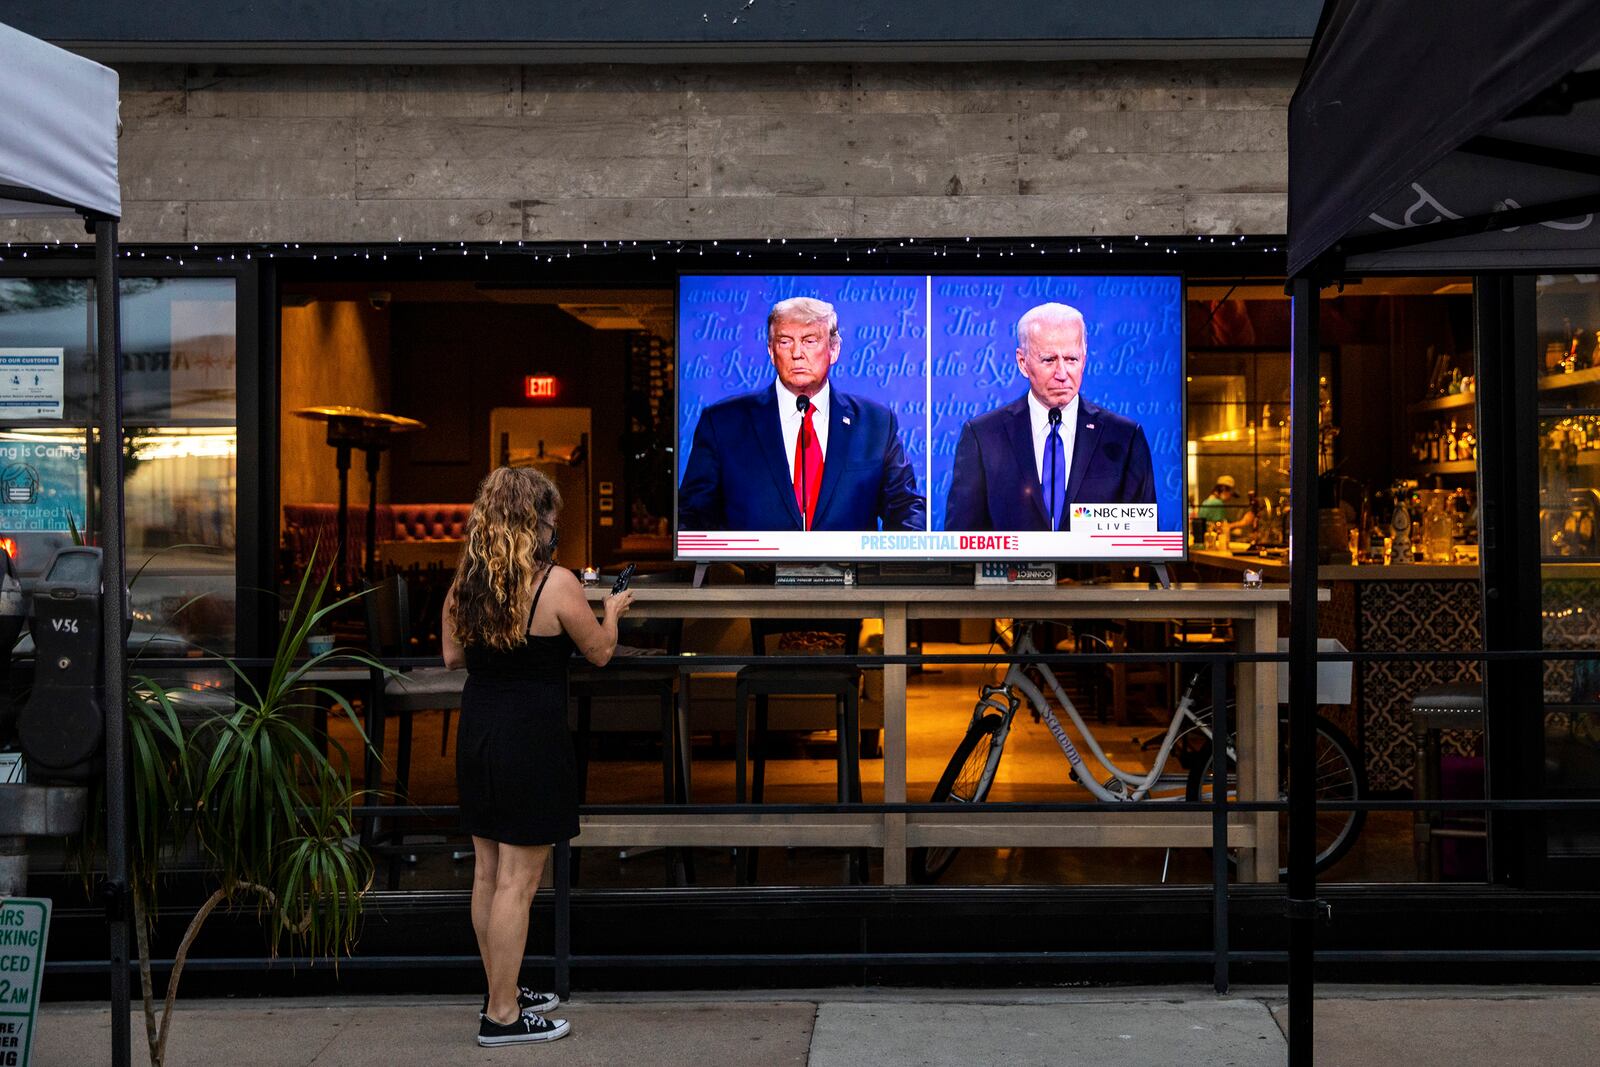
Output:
top-left (470, 836), bottom-right (500, 992)
top-left (484, 843), bottom-right (551, 1024)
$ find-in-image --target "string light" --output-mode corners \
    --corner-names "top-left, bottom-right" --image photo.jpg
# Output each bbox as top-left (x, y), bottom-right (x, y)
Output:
top-left (0, 235), bottom-right (1283, 269)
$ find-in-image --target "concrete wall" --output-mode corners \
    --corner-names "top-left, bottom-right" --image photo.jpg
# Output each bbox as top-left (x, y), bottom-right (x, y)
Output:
top-left (4, 60), bottom-right (1296, 245)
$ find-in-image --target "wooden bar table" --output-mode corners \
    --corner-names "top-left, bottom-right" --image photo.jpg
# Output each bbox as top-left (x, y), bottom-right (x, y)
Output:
top-left (584, 583), bottom-right (1292, 883)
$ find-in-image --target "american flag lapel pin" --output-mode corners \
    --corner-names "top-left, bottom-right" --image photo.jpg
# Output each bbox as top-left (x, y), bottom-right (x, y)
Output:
top-left (1086, 423), bottom-right (1095, 429)
top-left (843, 416), bottom-right (852, 425)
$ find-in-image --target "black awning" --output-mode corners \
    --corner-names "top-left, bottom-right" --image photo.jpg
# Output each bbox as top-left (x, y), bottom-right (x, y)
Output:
top-left (1289, 0), bottom-right (1600, 276)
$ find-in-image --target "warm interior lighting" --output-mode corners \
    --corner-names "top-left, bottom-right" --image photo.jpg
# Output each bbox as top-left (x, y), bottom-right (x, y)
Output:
top-left (129, 428), bottom-right (238, 461)
top-left (524, 376), bottom-right (559, 400)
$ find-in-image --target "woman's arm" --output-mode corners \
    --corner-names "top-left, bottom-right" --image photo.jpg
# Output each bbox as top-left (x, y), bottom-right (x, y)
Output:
top-left (549, 566), bottom-right (633, 666)
top-left (441, 587), bottom-right (466, 670)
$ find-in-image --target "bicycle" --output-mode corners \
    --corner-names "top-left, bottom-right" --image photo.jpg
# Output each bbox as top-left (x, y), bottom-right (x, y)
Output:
top-left (910, 620), bottom-right (1366, 883)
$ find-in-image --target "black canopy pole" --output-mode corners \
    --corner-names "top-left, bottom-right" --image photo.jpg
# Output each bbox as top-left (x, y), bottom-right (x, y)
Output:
top-left (91, 217), bottom-right (131, 1067)
top-left (1287, 274), bottom-right (1321, 1066)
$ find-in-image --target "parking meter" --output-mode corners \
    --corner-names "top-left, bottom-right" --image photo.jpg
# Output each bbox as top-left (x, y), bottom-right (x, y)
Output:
top-left (0, 546), bottom-right (23, 746)
top-left (17, 546), bottom-right (104, 781)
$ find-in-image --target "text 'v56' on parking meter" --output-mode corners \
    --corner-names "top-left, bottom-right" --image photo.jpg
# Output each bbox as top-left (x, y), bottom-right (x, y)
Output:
top-left (17, 547), bottom-right (104, 782)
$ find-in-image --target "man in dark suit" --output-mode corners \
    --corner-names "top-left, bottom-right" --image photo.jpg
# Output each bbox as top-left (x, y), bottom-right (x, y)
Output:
top-left (944, 302), bottom-right (1155, 531)
top-left (678, 296), bottom-right (925, 532)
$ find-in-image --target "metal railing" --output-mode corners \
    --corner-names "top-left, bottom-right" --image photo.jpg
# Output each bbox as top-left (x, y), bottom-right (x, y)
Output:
top-left (36, 644), bottom-right (1600, 1003)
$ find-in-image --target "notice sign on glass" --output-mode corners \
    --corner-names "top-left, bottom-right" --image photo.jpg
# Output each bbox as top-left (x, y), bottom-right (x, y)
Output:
top-left (0, 897), bottom-right (50, 1067)
top-left (0, 349), bottom-right (64, 420)
top-left (0, 439), bottom-right (87, 533)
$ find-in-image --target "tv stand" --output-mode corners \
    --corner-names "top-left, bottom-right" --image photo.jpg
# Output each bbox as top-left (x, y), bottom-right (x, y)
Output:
top-left (692, 561), bottom-right (709, 588)
top-left (1148, 563), bottom-right (1174, 589)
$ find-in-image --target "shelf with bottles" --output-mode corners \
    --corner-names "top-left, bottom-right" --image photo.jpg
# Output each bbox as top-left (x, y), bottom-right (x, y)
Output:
top-left (1539, 316), bottom-right (1600, 385)
top-left (1407, 392), bottom-right (1476, 413)
top-left (1413, 460), bottom-right (1477, 476)
top-left (1361, 485), bottom-right (1478, 566)
top-left (1540, 414), bottom-right (1600, 474)
top-left (1407, 415), bottom-right (1478, 471)
top-left (1413, 346), bottom-right (1476, 404)
top-left (1538, 364), bottom-right (1600, 395)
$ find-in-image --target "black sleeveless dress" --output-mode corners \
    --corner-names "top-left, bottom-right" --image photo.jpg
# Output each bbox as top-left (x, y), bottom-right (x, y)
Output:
top-left (455, 566), bottom-right (581, 846)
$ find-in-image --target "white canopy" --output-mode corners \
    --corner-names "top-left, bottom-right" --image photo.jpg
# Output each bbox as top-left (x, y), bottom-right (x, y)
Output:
top-left (0, 20), bottom-right (119, 220)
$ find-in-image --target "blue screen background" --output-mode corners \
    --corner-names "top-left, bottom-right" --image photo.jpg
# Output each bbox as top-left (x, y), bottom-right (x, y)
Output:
top-left (927, 275), bottom-right (1184, 531)
top-left (677, 274), bottom-right (929, 525)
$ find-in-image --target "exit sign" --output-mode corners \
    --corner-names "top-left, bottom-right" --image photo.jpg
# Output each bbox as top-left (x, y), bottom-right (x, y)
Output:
top-left (524, 376), bottom-right (559, 399)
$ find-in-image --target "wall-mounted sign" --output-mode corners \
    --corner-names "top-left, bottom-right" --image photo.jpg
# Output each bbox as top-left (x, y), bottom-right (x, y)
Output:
top-left (0, 349), bottom-right (64, 420)
top-left (524, 376), bottom-right (559, 400)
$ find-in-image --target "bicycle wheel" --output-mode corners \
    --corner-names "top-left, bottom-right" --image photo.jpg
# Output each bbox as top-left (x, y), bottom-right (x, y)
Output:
top-left (1186, 716), bottom-right (1366, 878)
top-left (909, 712), bottom-right (1006, 884)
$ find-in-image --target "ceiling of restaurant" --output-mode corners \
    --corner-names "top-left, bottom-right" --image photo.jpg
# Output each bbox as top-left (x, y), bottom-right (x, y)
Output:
top-left (281, 281), bottom-right (676, 341)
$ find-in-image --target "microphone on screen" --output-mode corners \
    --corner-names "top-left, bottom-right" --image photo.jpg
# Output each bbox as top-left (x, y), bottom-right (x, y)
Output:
top-left (1047, 406), bottom-right (1064, 532)
top-left (796, 394), bottom-right (811, 531)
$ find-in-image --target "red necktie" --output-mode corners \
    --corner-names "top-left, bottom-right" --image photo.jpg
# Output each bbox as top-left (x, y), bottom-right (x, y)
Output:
top-left (793, 405), bottom-right (824, 529)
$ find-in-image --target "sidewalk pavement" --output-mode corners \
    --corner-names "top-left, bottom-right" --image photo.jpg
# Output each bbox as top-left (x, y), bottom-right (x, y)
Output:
top-left (32, 985), bottom-right (1600, 1066)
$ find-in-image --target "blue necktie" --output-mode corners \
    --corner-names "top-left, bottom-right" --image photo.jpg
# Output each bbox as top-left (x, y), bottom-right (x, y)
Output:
top-left (1046, 416), bottom-right (1065, 531)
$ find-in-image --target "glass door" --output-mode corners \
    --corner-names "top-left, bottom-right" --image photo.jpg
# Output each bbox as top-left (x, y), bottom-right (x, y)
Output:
top-left (1534, 273), bottom-right (1600, 879)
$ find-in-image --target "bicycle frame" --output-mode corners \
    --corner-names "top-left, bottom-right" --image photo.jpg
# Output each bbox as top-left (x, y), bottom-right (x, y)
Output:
top-left (984, 622), bottom-right (1217, 803)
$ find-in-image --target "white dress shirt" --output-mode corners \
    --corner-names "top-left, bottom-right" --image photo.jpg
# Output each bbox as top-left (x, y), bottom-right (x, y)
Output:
top-left (1029, 390), bottom-right (1078, 496)
top-left (776, 379), bottom-right (831, 477)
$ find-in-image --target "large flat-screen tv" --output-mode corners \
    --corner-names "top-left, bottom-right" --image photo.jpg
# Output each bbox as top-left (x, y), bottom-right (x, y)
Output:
top-left (675, 273), bottom-right (1184, 562)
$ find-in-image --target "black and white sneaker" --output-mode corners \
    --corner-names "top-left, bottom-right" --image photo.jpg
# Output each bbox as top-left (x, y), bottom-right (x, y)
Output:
top-left (481, 987), bottom-right (561, 1016)
top-left (477, 1008), bottom-right (570, 1047)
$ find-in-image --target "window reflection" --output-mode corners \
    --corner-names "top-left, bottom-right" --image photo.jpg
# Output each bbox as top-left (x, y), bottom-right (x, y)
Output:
top-left (0, 275), bottom-right (238, 650)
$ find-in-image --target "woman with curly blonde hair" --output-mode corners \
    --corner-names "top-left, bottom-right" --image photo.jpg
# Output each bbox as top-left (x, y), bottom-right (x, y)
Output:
top-left (442, 466), bottom-right (633, 1046)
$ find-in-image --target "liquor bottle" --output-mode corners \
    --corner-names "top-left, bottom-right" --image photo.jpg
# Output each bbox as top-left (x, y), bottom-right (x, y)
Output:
top-left (1430, 422), bottom-right (1442, 463)
top-left (1447, 420), bottom-right (1459, 462)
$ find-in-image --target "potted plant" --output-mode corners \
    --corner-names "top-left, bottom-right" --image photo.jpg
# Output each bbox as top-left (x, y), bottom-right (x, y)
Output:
top-left (114, 552), bottom-right (388, 1067)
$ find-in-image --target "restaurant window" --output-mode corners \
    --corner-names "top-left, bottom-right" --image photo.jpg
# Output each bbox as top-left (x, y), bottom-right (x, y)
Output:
top-left (1184, 347), bottom-right (1291, 546)
top-left (0, 275), bottom-right (238, 652)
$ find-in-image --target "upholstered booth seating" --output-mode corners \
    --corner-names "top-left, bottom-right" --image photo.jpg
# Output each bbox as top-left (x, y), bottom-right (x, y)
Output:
top-left (281, 502), bottom-right (472, 579)
top-left (387, 504), bottom-right (470, 543)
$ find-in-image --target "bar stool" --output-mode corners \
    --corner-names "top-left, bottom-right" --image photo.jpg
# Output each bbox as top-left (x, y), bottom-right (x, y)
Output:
top-left (735, 618), bottom-right (864, 883)
top-left (568, 616), bottom-right (693, 885)
top-left (1406, 683), bottom-right (1486, 881)
top-left (365, 575), bottom-right (468, 887)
